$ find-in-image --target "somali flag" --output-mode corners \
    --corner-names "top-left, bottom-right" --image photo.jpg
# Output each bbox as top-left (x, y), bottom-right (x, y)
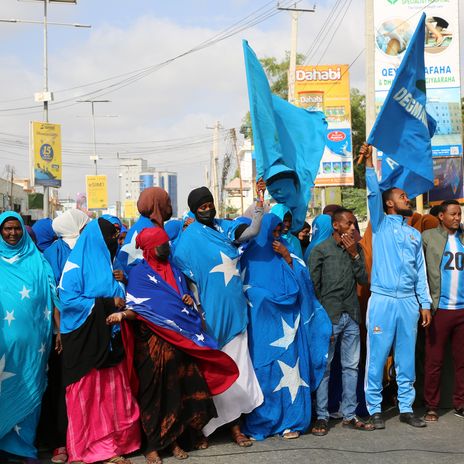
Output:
top-left (368, 13), bottom-right (436, 198)
top-left (125, 260), bottom-right (238, 395)
top-left (117, 215), bottom-right (154, 273)
top-left (243, 40), bottom-right (327, 232)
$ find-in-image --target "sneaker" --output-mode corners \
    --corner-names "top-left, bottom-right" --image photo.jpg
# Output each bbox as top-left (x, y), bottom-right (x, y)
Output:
top-left (454, 408), bottom-right (464, 419)
top-left (368, 412), bottom-right (385, 429)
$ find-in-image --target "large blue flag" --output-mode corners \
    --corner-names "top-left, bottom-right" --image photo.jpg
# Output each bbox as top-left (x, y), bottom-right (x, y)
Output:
top-left (368, 13), bottom-right (436, 198)
top-left (243, 40), bottom-right (327, 232)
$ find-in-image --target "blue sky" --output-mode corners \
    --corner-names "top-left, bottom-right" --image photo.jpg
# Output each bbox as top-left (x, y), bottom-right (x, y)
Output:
top-left (0, 0), bottom-right (462, 213)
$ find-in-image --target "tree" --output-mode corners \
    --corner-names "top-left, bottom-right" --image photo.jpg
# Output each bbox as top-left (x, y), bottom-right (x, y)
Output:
top-left (350, 88), bottom-right (366, 188)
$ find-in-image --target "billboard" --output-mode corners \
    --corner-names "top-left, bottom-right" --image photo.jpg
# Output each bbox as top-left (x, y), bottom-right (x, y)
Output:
top-left (86, 175), bottom-right (108, 210)
top-left (294, 64), bottom-right (354, 186)
top-left (123, 199), bottom-right (138, 219)
top-left (373, 0), bottom-right (462, 158)
top-left (428, 157), bottom-right (464, 205)
top-left (30, 121), bottom-right (62, 188)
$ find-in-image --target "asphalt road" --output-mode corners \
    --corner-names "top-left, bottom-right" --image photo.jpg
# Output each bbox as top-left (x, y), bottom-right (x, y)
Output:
top-left (35, 408), bottom-right (464, 464)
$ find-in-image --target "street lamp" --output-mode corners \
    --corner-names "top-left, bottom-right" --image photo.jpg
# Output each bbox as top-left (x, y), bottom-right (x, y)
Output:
top-left (76, 99), bottom-right (111, 175)
top-left (0, 0), bottom-right (91, 217)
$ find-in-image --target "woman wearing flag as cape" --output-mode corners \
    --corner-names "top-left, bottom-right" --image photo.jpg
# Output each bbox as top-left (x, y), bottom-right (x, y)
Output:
top-left (107, 227), bottom-right (238, 464)
top-left (59, 218), bottom-right (141, 464)
top-left (0, 212), bottom-right (60, 462)
top-left (172, 181), bottom-right (266, 446)
top-left (241, 213), bottom-right (332, 439)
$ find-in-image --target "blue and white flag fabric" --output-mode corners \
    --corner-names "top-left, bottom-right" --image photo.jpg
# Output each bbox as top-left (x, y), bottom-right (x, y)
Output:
top-left (368, 13), bottom-right (436, 198)
top-left (172, 219), bottom-right (248, 348)
top-left (243, 40), bottom-right (327, 232)
top-left (59, 219), bottom-right (125, 334)
top-left (0, 212), bottom-right (57, 458)
top-left (117, 215), bottom-right (154, 273)
top-left (240, 214), bottom-right (331, 439)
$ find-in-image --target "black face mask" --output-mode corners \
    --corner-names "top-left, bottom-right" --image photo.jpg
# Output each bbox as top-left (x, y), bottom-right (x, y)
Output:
top-left (196, 208), bottom-right (216, 225)
top-left (156, 242), bottom-right (171, 261)
top-left (105, 237), bottom-right (118, 261)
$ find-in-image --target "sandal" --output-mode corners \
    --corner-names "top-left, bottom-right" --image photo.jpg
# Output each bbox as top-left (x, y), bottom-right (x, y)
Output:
top-left (51, 447), bottom-right (68, 464)
top-left (312, 418), bottom-right (329, 436)
top-left (145, 451), bottom-right (162, 464)
top-left (424, 410), bottom-right (439, 422)
top-left (194, 436), bottom-right (209, 450)
top-left (342, 416), bottom-right (375, 431)
top-left (231, 429), bottom-right (253, 448)
top-left (103, 457), bottom-right (132, 464)
top-left (282, 430), bottom-right (300, 439)
top-left (171, 443), bottom-right (188, 460)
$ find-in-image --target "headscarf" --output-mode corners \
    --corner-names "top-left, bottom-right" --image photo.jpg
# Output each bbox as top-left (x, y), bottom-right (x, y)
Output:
top-left (59, 219), bottom-right (125, 334)
top-left (136, 227), bottom-right (178, 292)
top-left (32, 217), bottom-right (56, 252)
top-left (0, 212), bottom-right (57, 443)
top-left (270, 203), bottom-right (303, 258)
top-left (52, 209), bottom-right (90, 249)
top-left (165, 219), bottom-right (183, 242)
top-left (188, 186), bottom-right (214, 213)
top-left (137, 187), bottom-right (172, 227)
top-left (101, 214), bottom-right (123, 231)
top-left (303, 214), bottom-right (333, 263)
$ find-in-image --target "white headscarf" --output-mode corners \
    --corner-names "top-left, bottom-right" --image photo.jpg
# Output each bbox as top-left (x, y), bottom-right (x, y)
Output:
top-left (52, 209), bottom-right (91, 249)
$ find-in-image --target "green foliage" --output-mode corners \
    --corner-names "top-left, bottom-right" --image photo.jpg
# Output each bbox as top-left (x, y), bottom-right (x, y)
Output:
top-left (350, 88), bottom-right (366, 189)
top-left (341, 187), bottom-right (367, 220)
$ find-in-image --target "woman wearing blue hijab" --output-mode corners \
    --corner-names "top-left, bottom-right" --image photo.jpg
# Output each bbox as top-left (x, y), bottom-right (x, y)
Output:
top-left (32, 217), bottom-right (57, 252)
top-left (0, 212), bottom-right (59, 461)
top-left (270, 204), bottom-right (303, 259)
top-left (303, 214), bottom-right (333, 264)
top-left (59, 218), bottom-right (140, 464)
top-left (241, 214), bottom-right (332, 440)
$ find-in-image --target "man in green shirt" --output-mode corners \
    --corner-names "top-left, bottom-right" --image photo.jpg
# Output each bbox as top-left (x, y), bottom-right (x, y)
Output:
top-left (309, 208), bottom-right (372, 435)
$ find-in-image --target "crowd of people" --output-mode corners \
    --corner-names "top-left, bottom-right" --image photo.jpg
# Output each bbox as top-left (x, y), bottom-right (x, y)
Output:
top-left (0, 143), bottom-right (463, 464)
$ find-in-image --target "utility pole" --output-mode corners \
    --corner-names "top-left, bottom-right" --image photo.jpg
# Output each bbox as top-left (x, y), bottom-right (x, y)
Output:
top-left (278, 3), bottom-right (315, 104)
top-left (0, 1), bottom-right (91, 217)
top-left (207, 121), bottom-right (221, 209)
top-left (77, 99), bottom-right (111, 175)
top-left (230, 128), bottom-right (244, 216)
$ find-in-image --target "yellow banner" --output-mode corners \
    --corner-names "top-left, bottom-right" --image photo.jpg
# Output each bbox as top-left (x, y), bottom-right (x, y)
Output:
top-left (123, 200), bottom-right (138, 219)
top-left (86, 175), bottom-right (108, 210)
top-left (294, 65), bottom-right (354, 187)
top-left (30, 121), bottom-right (62, 188)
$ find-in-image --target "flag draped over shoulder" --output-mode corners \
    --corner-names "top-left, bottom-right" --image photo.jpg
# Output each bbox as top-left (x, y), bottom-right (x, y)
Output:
top-left (242, 40), bottom-right (327, 232)
top-left (368, 13), bottom-right (436, 198)
top-left (125, 260), bottom-right (239, 396)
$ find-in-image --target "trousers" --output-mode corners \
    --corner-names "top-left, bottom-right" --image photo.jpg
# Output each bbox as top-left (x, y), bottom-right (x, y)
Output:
top-left (365, 293), bottom-right (420, 414)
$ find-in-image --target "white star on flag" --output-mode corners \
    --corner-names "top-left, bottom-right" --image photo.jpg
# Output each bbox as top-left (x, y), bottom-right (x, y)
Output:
top-left (290, 253), bottom-right (306, 268)
top-left (209, 251), bottom-right (240, 286)
top-left (43, 308), bottom-right (51, 321)
top-left (2, 256), bottom-right (19, 264)
top-left (181, 308), bottom-right (190, 315)
top-left (0, 355), bottom-right (15, 394)
top-left (126, 293), bottom-right (150, 305)
top-left (58, 261), bottom-right (80, 290)
top-left (273, 358), bottom-right (309, 403)
top-left (195, 333), bottom-right (205, 342)
top-left (270, 314), bottom-right (300, 349)
top-left (14, 425), bottom-right (21, 435)
top-left (19, 285), bottom-right (31, 300)
top-left (147, 274), bottom-right (159, 284)
top-left (38, 343), bottom-right (46, 356)
top-left (120, 231), bottom-right (143, 265)
top-left (166, 319), bottom-right (182, 332)
top-left (4, 310), bottom-right (15, 327)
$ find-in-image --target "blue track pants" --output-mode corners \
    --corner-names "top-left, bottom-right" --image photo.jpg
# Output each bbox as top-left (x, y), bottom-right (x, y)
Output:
top-left (364, 293), bottom-right (420, 415)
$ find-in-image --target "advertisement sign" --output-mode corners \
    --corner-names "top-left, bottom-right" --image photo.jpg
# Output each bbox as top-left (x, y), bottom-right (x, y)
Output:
top-left (123, 199), bottom-right (138, 219)
top-left (294, 64), bottom-right (354, 186)
top-left (86, 175), bottom-right (108, 210)
top-left (373, 0), bottom-right (462, 158)
top-left (30, 121), bottom-right (62, 188)
top-left (428, 157), bottom-right (464, 204)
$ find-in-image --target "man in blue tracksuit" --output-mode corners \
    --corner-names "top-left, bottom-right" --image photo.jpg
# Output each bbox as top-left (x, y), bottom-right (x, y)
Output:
top-left (361, 144), bottom-right (432, 429)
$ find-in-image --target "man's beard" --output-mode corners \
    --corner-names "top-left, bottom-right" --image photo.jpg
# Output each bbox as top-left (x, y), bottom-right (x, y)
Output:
top-left (396, 207), bottom-right (413, 217)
